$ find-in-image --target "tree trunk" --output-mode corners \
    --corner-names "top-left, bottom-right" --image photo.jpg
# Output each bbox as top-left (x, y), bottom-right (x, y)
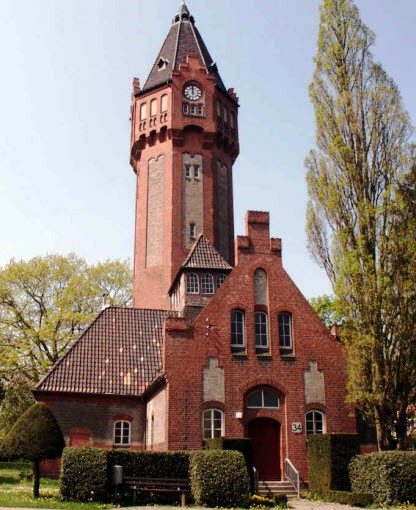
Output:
top-left (33, 459), bottom-right (40, 498)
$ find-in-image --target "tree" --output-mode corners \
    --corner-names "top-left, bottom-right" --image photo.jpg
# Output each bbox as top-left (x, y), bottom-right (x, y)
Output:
top-left (306, 0), bottom-right (416, 449)
top-left (0, 254), bottom-right (132, 383)
top-left (1, 402), bottom-right (65, 497)
top-left (0, 375), bottom-right (35, 441)
top-left (309, 294), bottom-right (343, 328)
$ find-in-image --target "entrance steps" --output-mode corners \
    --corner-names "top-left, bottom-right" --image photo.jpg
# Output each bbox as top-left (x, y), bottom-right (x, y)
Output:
top-left (257, 480), bottom-right (298, 499)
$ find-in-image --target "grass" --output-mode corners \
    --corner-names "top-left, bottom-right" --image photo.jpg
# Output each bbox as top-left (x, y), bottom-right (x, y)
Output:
top-left (0, 466), bottom-right (115, 509)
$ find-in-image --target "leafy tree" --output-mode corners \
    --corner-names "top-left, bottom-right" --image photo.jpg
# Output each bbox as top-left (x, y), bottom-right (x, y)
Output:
top-left (306, 0), bottom-right (416, 449)
top-left (1, 402), bottom-right (65, 498)
top-left (309, 294), bottom-right (343, 328)
top-left (0, 375), bottom-right (35, 441)
top-left (0, 254), bottom-right (132, 382)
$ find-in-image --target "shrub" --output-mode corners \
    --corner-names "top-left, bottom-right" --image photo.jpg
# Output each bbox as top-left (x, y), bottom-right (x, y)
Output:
top-left (190, 450), bottom-right (250, 507)
top-left (60, 447), bottom-right (109, 502)
top-left (308, 433), bottom-right (359, 494)
top-left (205, 437), bottom-right (254, 491)
top-left (327, 490), bottom-right (373, 507)
top-left (1, 402), bottom-right (65, 498)
top-left (350, 451), bottom-right (416, 504)
top-left (248, 494), bottom-right (275, 508)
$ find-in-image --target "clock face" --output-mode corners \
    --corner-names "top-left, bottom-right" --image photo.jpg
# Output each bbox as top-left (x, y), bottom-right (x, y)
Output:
top-left (184, 84), bottom-right (202, 101)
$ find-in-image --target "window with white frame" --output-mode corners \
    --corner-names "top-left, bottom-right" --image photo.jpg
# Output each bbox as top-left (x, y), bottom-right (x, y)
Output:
top-left (201, 273), bottom-right (214, 294)
top-left (185, 165), bottom-right (191, 178)
top-left (306, 410), bottom-right (325, 436)
top-left (246, 389), bottom-right (280, 409)
top-left (217, 273), bottom-right (227, 288)
top-left (186, 272), bottom-right (199, 294)
top-left (279, 312), bottom-right (292, 351)
top-left (113, 420), bottom-right (131, 446)
top-left (202, 408), bottom-right (223, 440)
top-left (231, 310), bottom-right (245, 347)
top-left (194, 165), bottom-right (200, 179)
top-left (255, 312), bottom-right (269, 349)
top-left (190, 223), bottom-right (196, 240)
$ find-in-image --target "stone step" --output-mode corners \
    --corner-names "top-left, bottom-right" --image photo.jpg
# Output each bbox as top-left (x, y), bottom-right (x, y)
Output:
top-left (257, 480), bottom-right (298, 499)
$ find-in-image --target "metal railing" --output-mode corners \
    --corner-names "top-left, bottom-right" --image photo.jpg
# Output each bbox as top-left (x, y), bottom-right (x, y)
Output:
top-left (284, 458), bottom-right (300, 497)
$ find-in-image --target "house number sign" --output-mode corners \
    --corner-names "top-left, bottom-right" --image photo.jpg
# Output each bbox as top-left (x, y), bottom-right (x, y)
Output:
top-left (292, 422), bottom-right (303, 433)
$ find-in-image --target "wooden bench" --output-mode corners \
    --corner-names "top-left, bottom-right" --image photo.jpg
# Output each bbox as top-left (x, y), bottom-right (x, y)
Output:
top-left (124, 476), bottom-right (191, 506)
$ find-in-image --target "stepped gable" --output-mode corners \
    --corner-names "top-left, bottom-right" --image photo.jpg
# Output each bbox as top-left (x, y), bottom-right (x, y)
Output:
top-left (142, 2), bottom-right (227, 93)
top-left (35, 307), bottom-right (176, 396)
top-left (182, 234), bottom-right (233, 270)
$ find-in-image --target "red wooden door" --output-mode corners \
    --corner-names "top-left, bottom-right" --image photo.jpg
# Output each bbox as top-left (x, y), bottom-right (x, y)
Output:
top-left (248, 418), bottom-right (281, 480)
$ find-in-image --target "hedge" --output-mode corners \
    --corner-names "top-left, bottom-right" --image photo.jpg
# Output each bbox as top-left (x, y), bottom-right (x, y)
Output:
top-left (190, 450), bottom-right (250, 507)
top-left (350, 451), bottom-right (416, 504)
top-left (205, 437), bottom-right (254, 491)
top-left (60, 447), bottom-right (108, 502)
top-left (308, 433), bottom-right (360, 494)
top-left (327, 490), bottom-right (373, 507)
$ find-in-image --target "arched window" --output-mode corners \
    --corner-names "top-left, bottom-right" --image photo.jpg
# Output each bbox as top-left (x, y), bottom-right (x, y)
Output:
top-left (279, 312), bottom-right (292, 352)
top-left (113, 420), bottom-right (131, 446)
top-left (217, 273), bottom-right (227, 289)
top-left (306, 410), bottom-right (325, 436)
top-left (255, 312), bottom-right (268, 349)
top-left (231, 310), bottom-right (245, 348)
top-left (247, 389), bottom-right (280, 409)
top-left (186, 273), bottom-right (199, 294)
top-left (150, 98), bottom-right (157, 117)
top-left (201, 273), bottom-right (214, 294)
top-left (140, 103), bottom-right (147, 120)
top-left (202, 409), bottom-right (224, 440)
top-left (161, 94), bottom-right (168, 113)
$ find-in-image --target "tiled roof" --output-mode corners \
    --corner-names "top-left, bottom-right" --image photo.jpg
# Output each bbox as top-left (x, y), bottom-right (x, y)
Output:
top-left (183, 305), bottom-right (203, 324)
top-left (142, 3), bottom-right (227, 93)
top-left (182, 234), bottom-right (233, 270)
top-left (35, 308), bottom-right (176, 397)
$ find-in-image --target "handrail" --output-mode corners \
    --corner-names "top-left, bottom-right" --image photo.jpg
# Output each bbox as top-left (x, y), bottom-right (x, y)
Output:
top-left (252, 466), bottom-right (259, 493)
top-left (284, 458), bottom-right (300, 497)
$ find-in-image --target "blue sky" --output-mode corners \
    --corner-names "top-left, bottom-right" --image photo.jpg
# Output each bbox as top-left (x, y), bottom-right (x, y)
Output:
top-left (0, 0), bottom-right (415, 299)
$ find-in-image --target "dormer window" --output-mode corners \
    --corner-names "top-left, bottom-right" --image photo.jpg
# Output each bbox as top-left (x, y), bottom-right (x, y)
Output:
top-left (157, 58), bottom-right (169, 70)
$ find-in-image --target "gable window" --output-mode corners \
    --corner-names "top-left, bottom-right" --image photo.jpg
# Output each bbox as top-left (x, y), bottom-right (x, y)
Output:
top-left (255, 312), bottom-right (268, 349)
top-left (217, 273), bottom-right (227, 288)
top-left (186, 272), bottom-right (199, 294)
top-left (231, 310), bottom-right (245, 347)
top-left (190, 223), bottom-right (196, 240)
top-left (247, 389), bottom-right (280, 409)
top-left (203, 408), bottom-right (223, 440)
top-left (279, 312), bottom-right (292, 352)
top-left (201, 273), bottom-right (214, 294)
top-left (113, 420), bottom-right (131, 446)
top-left (306, 410), bottom-right (325, 436)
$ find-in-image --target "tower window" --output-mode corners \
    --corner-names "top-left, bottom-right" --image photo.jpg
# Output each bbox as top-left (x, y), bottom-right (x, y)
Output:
top-left (183, 103), bottom-right (189, 114)
top-left (140, 103), bottom-right (147, 121)
top-left (223, 107), bottom-right (228, 123)
top-left (185, 165), bottom-right (191, 178)
top-left (194, 166), bottom-right (200, 179)
top-left (201, 273), bottom-right (214, 294)
top-left (217, 273), bottom-right (227, 288)
top-left (186, 273), bottom-right (199, 294)
top-left (279, 312), bottom-right (293, 352)
top-left (231, 310), bottom-right (245, 347)
top-left (161, 94), bottom-right (168, 113)
top-left (255, 312), bottom-right (269, 349)
top-left (216, 100), bottom-right (221, 117)
top-left (190, 223), bottom-right (196, 240)
top-left (230, 112), bottom-right (235, 129)
top-left (197, 105), bottom-right (204, 116)
top-left (150, 98), bottom-right (157, 117)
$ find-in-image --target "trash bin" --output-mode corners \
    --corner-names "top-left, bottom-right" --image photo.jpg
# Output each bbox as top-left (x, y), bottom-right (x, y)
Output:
top-left (112, 465), bottom-right (123, 486)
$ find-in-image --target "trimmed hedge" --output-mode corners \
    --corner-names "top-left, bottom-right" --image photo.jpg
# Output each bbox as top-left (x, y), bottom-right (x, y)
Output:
top-left (350, 451), bottom-right (416, 504)
top-left (327, 490), bottom-right (373, 507)
top-left (60, 447), bottom-right (108, 502)
top-left (205, 437), bottom-right (254, 491)
top-left (190, 450), bottom-right (250, 508)
top-left (308, 433), bottom-right (360, 494)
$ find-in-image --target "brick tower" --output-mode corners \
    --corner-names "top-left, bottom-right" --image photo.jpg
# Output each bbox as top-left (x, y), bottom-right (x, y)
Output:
top-left (130, 2), bottom-right (239, 309)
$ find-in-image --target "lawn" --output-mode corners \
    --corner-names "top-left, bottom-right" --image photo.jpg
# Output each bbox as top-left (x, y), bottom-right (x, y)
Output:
top-left (0, 465), bottom-right (115, 509)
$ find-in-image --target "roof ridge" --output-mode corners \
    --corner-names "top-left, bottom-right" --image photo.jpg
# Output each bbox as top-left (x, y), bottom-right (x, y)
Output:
top-left (172, 16), bottom-right (182, 71)
top-left (189, 17), bottom-right (206, 68)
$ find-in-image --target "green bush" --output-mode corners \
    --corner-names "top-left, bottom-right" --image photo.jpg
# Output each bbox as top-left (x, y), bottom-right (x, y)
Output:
top-left (60, 447), bottom-right (109, 502)
top-left (308, 433), bottom-right (360, 494)
top-left (108, 450), bottom-right (191, 505)
top-left (205, 437), bottom-right (254, 491)
top-left (350, 451), bottom-right (416, 504)
top-left (327, 490), bottom-right (373, 507)
top-left (190, 450), bottom-right (250, 507)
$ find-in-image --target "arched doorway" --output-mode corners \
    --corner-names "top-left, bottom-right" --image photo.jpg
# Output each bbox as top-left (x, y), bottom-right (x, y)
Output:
top-left (247, 418), bottom-right (281, 480)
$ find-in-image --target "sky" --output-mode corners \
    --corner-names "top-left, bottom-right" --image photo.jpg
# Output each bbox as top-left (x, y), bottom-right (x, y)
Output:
top-left (0, 0), bottom-right (415, 299)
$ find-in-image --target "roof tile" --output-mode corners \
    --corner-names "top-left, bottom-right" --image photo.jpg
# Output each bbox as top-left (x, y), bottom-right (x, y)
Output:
top-left (182, 234), bottom-right (233, 270)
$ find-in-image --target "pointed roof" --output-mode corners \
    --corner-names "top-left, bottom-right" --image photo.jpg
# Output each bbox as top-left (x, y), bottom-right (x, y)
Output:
top-left (34, 307), bottom-right (176, 397)
top-left (182, 234), bottom-right (233, 270)
top-left (141, 3), bottom-right (227, 94)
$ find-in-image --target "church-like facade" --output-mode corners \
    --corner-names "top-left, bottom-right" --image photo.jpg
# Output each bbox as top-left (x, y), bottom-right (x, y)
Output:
top-left (35, 3), bottom-right (357, 483)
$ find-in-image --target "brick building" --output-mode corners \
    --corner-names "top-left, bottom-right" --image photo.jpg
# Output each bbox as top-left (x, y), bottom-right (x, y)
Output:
top-left (35, 2), bottom-right (357, 483)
